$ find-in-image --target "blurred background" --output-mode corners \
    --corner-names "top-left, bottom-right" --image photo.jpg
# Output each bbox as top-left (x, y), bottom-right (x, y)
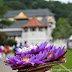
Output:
top-left (0, 0), bottom-right (72, 72)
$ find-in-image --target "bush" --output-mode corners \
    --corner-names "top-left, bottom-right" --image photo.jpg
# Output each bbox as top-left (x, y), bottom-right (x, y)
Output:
top-left (6, 39), bottom-right (17, 46)
top-left (0, 32), bottom-right (8, 45)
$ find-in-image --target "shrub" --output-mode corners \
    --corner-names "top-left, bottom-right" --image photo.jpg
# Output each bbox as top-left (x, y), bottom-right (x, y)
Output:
top-left (0, 32), bottom-right (8, 45)
top-left (6, 39), bottom-right (17, 46)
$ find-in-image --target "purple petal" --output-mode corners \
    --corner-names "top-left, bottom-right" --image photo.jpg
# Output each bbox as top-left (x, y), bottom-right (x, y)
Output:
top-left (55, 51), bottom-right (67, 60)
top-left (55, 47), bottom-right (61, 57)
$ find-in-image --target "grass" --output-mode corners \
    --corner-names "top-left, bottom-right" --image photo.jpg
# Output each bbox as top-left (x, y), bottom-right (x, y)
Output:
top-left (9, 50), bottom-right (14, 54)
top-left (52, 49), bottom-right (72, 72)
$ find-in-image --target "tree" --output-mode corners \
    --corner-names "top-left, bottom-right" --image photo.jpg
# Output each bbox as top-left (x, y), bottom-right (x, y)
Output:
top-left (67, 13), bottom-right (72, 26)
top-left (46, 1), bottom-right (70, 20)
top-left (4, 1), bottom-right (27, 10)
top-left (2, 0), bottom-right (72, 21)
top-left (0, 18), bottom-right (14, 28)
top-left (0, 32), bottom-right (8, 45)
top-left (0, 0), bottom-right (3, 6)
top-left (52, 18), bottom-right (72, 39)
top-left (0, 5), bottom-right (8, 16)
top-left (6, 39), bottom-right (17, 46)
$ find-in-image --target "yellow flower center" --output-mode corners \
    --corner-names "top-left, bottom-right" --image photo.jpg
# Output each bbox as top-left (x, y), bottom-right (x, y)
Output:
top-left (47, 54), bottom-right (51, 58)
top-left (21, 58), bottom-right (29, 63)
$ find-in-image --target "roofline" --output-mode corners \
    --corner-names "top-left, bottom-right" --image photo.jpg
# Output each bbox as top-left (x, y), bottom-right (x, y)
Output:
top-left (0, 28), bottom-right (22, 32)
top-left (7, 8), bottom-right (50, 12)
top-left (22, 26), bottom-right (47, 28)
top-left (4, 9), bottom-right (55, 17)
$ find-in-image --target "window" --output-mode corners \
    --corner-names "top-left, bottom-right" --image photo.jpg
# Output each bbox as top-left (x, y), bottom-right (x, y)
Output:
top-left (39, 27), bottom-right (43, 31)
top-left (24, 28), bottom-right (28, 32)
top-left (17, 35), bottom-right (21, 37)
top-left (50, 22), bottom-right (53, 24)
top-left (30, 28), bottom-right (36, 31)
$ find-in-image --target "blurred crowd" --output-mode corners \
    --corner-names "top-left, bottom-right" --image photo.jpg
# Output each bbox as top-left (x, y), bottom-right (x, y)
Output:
top-left (0, 41), bottom-right (28, 60)
top-left (0, 44), bottom-right (10, 60)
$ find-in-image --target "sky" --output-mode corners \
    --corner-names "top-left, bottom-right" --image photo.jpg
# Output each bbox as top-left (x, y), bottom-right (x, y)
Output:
top-left (46, 0), bottom-right (72, 3)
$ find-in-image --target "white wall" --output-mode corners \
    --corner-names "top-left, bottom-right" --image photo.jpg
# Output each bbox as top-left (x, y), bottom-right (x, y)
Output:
top-left (46, 15), bottom-right (56, 41)
top-left (21, 27), bottom-right (47, 45)
top-left (28, 16), bottom-right (43, 21)
top-left (48, 39), bottom-right (67, 49)
top-left (15, 37), bottom-right (22, 45)
top-left (15, 37), bottom-right (67, 49)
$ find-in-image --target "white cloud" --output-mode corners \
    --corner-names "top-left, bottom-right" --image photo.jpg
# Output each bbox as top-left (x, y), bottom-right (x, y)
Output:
top-left (46, 0), bottom-right (72, 3)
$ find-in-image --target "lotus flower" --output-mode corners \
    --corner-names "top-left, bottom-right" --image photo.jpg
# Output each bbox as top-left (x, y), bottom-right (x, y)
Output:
top-left (4, 41), bottom-right (67, 70)
top-left (16, 41), bottom-right (48, 56)
top-left (4, 51), bottom-right (48, 69)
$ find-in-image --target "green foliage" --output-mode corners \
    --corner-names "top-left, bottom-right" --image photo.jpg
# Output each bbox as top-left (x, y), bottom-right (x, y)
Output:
top-left (0, 32), bottom-right (8, 45)
top-left (67, 13), bottom-right (72, 26)
top-left (46, 1), bottom-right (71, 20)
top-left (52, 18), bottom-right (72, 39)
top-left (4, 19), bottom-right (14, 26)
top-left (0, 5), bottom-right (8, 16)
top-left (6, 39), bottom-right (17, 46)
top-left (0, 0), bottom-right (3, 6)
top-left (3, 1), bottom-right (27, 10)
top-left (2, 0), bottom-right (72, 21)
top-left (0, 18), bottom-right (14, 28)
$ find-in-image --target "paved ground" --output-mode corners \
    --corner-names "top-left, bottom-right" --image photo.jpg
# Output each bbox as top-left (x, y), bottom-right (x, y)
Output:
top-left (0, 54), bottom-right (17, 72)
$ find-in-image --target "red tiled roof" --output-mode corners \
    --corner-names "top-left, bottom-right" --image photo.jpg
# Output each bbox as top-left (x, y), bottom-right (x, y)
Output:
top-left (22, 17), bottom-right (46, 28)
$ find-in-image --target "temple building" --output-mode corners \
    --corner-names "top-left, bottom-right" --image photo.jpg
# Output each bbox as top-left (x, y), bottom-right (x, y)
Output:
top-left (0, 9), bottom-right (56, 45)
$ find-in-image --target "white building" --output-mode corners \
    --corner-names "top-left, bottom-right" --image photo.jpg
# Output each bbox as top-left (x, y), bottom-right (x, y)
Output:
top-left (0, 9), bottom-right (56, 45)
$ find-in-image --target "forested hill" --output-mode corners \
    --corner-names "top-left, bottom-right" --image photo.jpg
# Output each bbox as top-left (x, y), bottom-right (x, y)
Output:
top-left (0, 0), bottom-right (72, 20)
top-left (0, 0), bottom-right (72, 39)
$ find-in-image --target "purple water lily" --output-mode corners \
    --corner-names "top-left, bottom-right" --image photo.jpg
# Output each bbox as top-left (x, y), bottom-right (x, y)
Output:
top-left (43, 46), bottom-right (67, 62)
top-left (16, 41), bottom-right (48, 56)
top-left (4, 51), bottom-right (48, 69)
top-left (4, 41), bottom-right (67, 70)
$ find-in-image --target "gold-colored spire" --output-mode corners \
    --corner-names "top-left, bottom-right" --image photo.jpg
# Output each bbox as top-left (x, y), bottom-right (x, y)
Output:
top-left (14, 12), bottom-right (28, 19)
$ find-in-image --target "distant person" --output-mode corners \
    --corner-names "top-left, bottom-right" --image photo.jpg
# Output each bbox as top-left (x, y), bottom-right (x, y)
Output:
top-left (4, 44), bottom-right (9, 57)
top-left (19, 43), bottom-right (22, 48)
top-left (0, 45), bottom-right (3, 59)
top-left (24, 41), bottom-right (28, 47)
top-left (13, 42), bottom-right (17, 55)
top-left (13, 42), bottom-right (19, 55)
top-left (0, 45), bottom-right (5, 58)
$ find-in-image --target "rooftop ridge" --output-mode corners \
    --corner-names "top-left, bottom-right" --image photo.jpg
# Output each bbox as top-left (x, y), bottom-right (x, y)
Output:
top-left (22, 17), bottom-right (46, 28)
top-left (14, 12), bottom-right (28, 19)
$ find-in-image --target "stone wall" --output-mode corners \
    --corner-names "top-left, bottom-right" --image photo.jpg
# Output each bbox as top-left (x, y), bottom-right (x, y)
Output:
top-left (48, 39), bottom-right (67, 49)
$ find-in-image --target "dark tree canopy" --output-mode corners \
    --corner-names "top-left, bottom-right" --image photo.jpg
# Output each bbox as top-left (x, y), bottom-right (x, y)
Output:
top-left (0, 18), bottom-right (15, 28)
top-left (4, 1), bottom-right (27, 10)
top-left (6, 39), bottom-right (17, 46)
top-left (0, 32), bottom-right (8, 45)
top-left (67, 13), bottom-right (72, 26)
top-left (2, 0), bottom-right (72, 21)
top-left (0, 5), bottom-right (8, 16)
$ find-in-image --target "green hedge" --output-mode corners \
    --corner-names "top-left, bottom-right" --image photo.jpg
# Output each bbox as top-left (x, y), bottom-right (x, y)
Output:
top-left (6, 39), bottom-right (17, 46)
top-left (0, 32), bottom-right (8, 45)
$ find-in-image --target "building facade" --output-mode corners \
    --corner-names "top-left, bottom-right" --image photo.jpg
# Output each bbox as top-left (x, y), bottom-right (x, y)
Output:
top-left (0, 9), bottom-right (56, 45)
